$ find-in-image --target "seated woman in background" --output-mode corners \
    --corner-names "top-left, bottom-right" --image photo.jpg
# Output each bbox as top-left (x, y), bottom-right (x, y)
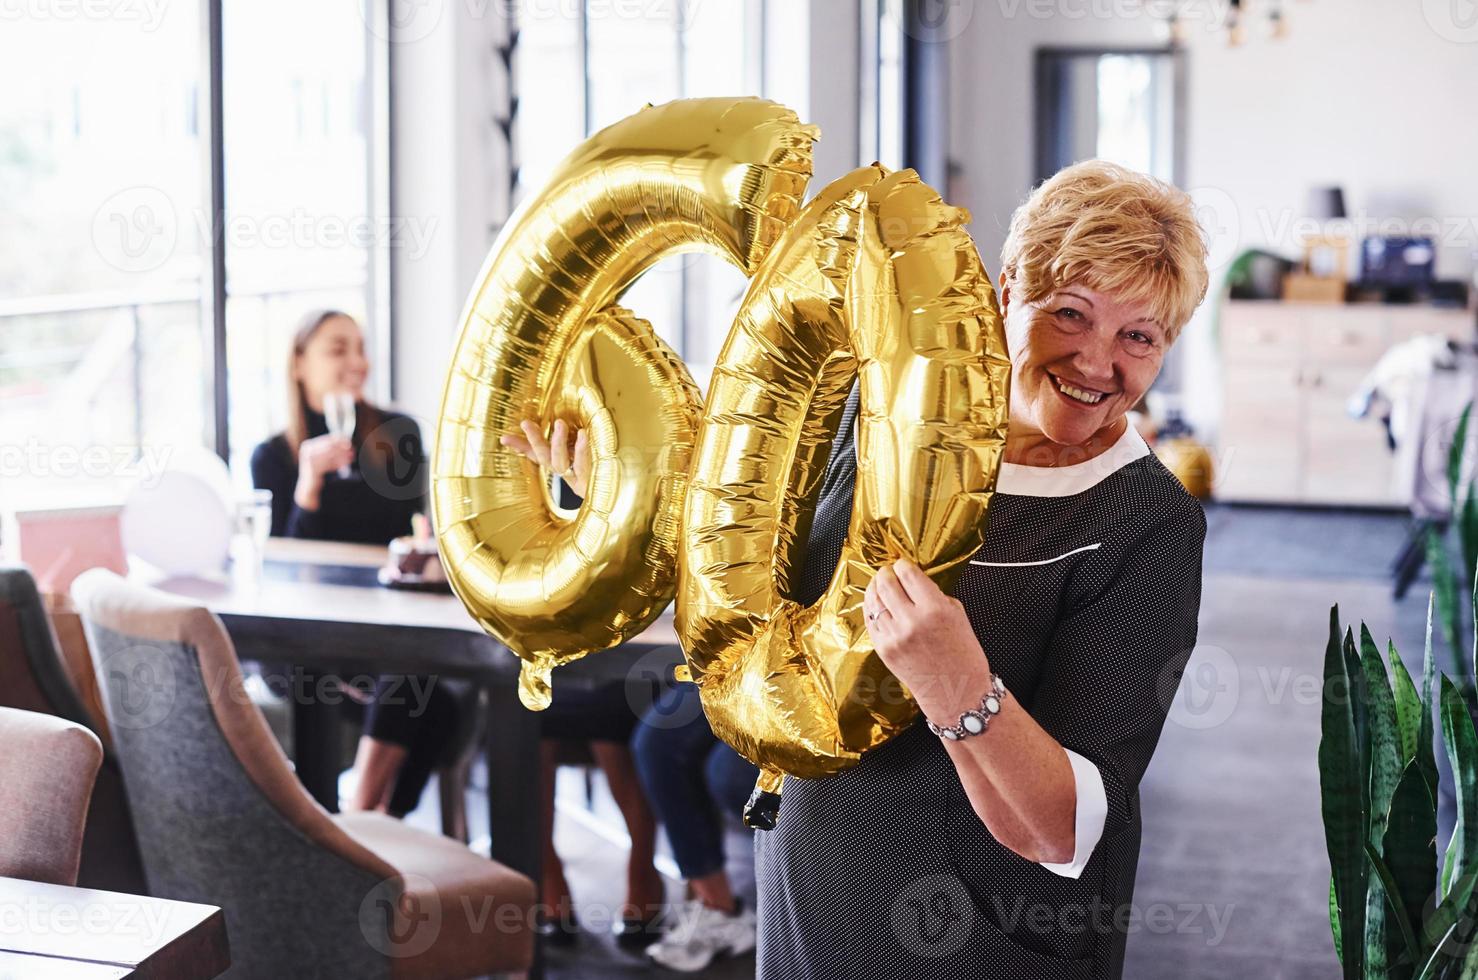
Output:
top-left (250, 308), bottom-right (456, 817)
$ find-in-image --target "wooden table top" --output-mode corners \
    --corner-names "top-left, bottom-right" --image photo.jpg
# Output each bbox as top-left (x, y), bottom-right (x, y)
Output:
top-left (0, 877), bottom-right (228, 980)
top-left (144, 537), bottom-right (681, 650)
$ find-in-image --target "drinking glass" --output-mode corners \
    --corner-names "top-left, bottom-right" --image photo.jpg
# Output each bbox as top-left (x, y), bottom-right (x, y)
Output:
top-left (324, 390), bottom-right (357, 478)
top-left (234, 489), bottom-right (273, 584)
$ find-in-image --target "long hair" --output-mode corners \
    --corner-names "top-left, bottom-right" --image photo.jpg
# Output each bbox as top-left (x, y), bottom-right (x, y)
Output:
top-left (283, 309), bottom-right (386, 467)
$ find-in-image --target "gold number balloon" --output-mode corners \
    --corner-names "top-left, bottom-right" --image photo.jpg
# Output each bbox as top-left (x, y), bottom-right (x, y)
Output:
top-left (433, 98), bottom-right (1010, 824)
top-left (676, 164), bottom-right (1010, 825)
top-left (432, 98), bottom-right (818, 709)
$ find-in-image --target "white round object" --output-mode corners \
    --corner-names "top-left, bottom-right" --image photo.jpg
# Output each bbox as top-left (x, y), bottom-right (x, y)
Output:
top-left (121, 449), bottom-right (234, 576)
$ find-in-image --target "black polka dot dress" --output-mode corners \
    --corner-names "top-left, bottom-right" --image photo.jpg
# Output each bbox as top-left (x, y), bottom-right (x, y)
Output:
top-left (755, 388), bottom-right (1207, 980)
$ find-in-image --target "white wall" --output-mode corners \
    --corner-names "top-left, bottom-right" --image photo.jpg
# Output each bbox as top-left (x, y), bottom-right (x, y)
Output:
top-left (1176, 0), bottom-right (1478, 435)
top-left (946, 2), bottom-right (1162, 275)
top-left (946, 0), bottom-right (1478, 436)
top-left (388, 0), bottom-right (510, 427)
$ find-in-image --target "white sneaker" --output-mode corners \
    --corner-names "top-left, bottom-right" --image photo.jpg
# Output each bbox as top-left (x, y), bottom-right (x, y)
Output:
top-left (646, 899), bottom-right (757, 972)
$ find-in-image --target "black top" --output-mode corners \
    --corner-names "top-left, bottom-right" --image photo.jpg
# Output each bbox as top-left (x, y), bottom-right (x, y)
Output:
top-left (755, 389), bottom-right (1207, 980)
top-left (249, 408), bottom-right (427, 545)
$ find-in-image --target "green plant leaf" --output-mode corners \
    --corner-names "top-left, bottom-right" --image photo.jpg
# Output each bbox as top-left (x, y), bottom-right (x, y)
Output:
top-left (1366, 865), bottom-right (1393, 978)
top-left (1321, 606), bottom-right (1367, 978)
top-left (1416, 919), bottom-right (1462, 980)
top-left (1384, 762), bottom-right (1440, 974)
top-left (1447, 403), bottom-right (1471, 511)
top-left (1441, 677), bottom-right (1478, 905)
top-left (1425, 866), bottom-right (1478, 963)
top-left (1348, 629), bottom-right (1373, 826)
top-left (1461, 485), bottom-right (1478, 609)
top-left (1366, 626), bottom-right (1406, 843)
top-left (1424, 596), bottom-right (1443, 810)
top-left (1429, 528), bottom-right (1465, 684)
top-left (1371, 629), bottom-right (1407, 845)
top-left (1331, 874), bottom-right (1343, 962)
top-left (1471, 562), bottom-right (1478, 707)
top-left (1393, 639), bottom-right (1423, 766)
top-left (1367, 842), bottom-right (1422, 976)
top-left (1444, 829), bottom-right (1461, 901)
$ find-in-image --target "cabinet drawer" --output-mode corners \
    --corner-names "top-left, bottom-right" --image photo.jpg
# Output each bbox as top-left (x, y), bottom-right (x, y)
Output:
top-left (1303, 309), bottom-right (1390, 365)
top-left (1221, 363), bottom-right (1301, 428)
top-left (1222, 305), bottom-right (1304, 364)
top-left (1302, 437), bottom-right (1398, 505)
top-left (1214, 443), bottom-right (1301, 502)
top-left (1389, 308), bottom-right (1476, 346)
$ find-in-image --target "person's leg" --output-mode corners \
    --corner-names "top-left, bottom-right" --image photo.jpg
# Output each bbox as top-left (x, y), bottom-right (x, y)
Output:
top-left (345, 675), bottom-right (417, 812)
top-left (384, 679), bottom-right (459, 817)
top-left (539, 742), bottom-right (575, 928)
top-left (631, 685), bottom-right (731, 901)
top-left (635, 690), bottom-right (758, 970)
top-left (346, 737), bottom-right (407, 812)
top-left (685, 743), bottom-right (759, 913)
top-left (589, 740), bottom-right (666, 919)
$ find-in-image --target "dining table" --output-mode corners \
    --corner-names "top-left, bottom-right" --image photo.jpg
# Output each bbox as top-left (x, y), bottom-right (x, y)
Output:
top-left (0, 876), bottom-right (229, 978)
top-left (143, 537), bottom-right (685, 978)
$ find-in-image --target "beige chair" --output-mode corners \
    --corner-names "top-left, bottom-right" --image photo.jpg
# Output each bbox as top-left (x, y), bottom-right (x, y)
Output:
top-left (0, 706), bottom-right (103, 886)
top-left (72, 569), bottom-right (535, 979)
top-left (0, 566), bottom-right (145, 892)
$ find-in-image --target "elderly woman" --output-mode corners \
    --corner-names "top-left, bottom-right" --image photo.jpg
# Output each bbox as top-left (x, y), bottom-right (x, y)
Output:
top-left (753, 160), bottom-right (1210, 979)
top-left (513, 159), bottom-right (1208, 975)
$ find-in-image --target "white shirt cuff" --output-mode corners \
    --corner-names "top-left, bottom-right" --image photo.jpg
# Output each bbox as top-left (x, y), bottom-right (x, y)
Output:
top-left (1038, 748), bottom-right (1108, 879)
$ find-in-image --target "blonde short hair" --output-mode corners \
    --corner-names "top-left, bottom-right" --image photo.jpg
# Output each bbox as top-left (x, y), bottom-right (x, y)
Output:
top-left (1000, 160), bottom-right (1209, 343)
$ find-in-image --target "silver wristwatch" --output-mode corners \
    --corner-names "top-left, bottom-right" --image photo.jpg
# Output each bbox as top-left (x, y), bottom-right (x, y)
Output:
top-left (926, 673), bottom-right (1007, 741)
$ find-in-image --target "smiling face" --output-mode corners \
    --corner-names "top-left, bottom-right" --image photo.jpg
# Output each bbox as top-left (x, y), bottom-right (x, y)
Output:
top-left (294, 314), bottom-right (369, 412)
top-left (1001, 279), bottom-right (1166, 461)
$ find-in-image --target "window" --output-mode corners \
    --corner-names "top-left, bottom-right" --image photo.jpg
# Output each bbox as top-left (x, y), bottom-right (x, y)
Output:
top-left (222, 0), bottom-right (388, 481)
top-left (0, 7), bottom-right (206, 509)
top-left (1034, 48), bottom-right (1180, 185)
top-left (0, 1), bottom-right (390, 510)
top-left (513, 1), bottom-right (763, 393)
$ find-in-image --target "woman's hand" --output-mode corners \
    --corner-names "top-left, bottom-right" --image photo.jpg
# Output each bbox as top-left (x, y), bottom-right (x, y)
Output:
top-left (864, 559), bottom-right (994, 722)
top-left (501, 418), bottom-right (590, 498)
top-left (295, 433), bottom-right (355, 511)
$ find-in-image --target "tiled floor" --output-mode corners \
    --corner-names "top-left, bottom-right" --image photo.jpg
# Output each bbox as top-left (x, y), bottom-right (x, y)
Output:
top-left (391, 503), bottom-right (1442, 978)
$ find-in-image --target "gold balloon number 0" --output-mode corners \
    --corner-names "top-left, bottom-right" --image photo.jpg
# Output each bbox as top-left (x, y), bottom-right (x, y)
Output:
top-left (432, 98), bottom-right (1010, 826)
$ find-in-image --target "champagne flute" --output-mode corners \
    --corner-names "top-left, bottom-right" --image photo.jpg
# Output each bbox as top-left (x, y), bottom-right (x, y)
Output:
top-left (324, 390), bottom-right (357, 478)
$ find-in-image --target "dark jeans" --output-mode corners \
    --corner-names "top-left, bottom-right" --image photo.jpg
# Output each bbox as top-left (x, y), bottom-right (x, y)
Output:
top-left (632, 683), bottom-right (758, 880)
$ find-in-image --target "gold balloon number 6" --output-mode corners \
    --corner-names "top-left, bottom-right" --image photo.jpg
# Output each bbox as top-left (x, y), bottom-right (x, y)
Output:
top-left (432, 97), bottom-right (1010, 827)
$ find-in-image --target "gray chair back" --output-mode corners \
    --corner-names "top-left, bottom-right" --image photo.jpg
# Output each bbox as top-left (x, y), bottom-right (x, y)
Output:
top-left (72, 569), bottom-right (401, 979)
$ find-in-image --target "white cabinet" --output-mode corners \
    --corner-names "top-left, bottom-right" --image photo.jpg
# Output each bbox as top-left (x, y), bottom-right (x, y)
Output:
top-left (1217, 301), bottom-right (1475, 506)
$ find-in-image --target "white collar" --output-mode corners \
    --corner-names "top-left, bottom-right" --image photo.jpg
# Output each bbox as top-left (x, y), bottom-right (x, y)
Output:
top-left (995, 422), bottom-right (1151, 498)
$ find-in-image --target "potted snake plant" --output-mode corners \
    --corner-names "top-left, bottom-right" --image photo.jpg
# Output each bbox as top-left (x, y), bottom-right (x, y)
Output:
top-left (1321, 594), bottom-right (1478, 978)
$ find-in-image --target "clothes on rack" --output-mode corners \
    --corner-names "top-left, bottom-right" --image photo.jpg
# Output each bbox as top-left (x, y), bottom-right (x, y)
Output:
top-left (1349, 334), bottom-right (1478, 520)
